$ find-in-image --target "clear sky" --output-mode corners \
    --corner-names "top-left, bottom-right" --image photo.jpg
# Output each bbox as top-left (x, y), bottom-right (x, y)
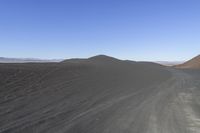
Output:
top-left (0, 0), bottom-right (200, 61)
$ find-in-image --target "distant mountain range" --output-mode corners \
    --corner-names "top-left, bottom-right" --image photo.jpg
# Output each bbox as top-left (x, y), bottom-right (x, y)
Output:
top-left (0, 57), bottom-right (63, 63)
top-left (156, 61), bottom-right (184, 66)
top-left (0, 56), bottom-right (185, 65)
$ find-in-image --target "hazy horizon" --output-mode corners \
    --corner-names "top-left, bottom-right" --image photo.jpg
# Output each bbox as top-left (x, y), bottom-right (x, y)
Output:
top-left (0, 55), bottom-right (187, 62)
top-left (1, 0), bottom-right (200, 61)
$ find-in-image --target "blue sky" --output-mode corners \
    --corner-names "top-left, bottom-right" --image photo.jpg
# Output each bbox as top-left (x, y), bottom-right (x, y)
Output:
top-left (0, 0), bottom-right (200, 61)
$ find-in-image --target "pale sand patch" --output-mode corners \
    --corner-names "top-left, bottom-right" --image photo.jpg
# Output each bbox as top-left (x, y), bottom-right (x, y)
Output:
top-left (179, 91), bottom-right (200, 133)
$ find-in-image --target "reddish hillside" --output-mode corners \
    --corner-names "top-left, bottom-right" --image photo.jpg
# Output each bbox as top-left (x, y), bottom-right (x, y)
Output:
top-left (175, 55), bottom-right (200, 69)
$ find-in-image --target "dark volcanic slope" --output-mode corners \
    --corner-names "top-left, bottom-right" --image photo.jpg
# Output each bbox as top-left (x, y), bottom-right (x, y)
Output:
top-left (0, 55), bottom-right (200, 133)
top-left (175, 55), bottom-right (200, 69)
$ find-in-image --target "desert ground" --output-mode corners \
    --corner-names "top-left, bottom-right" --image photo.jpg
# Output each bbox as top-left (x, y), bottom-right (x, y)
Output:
top-left (0, 55), bottom-right (200, 133)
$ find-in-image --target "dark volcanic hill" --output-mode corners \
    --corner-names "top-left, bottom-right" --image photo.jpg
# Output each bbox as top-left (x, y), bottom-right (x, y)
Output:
top-left (61, 55), bottom-right (121, 64)
top-left (175, 55), bottom-right (200, 69)
top-left (0, 55), bottom-right (171, 133)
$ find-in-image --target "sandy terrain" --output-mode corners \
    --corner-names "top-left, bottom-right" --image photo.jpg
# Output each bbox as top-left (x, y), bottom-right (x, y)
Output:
top-left (0, 55), bottom-right (200, 133)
